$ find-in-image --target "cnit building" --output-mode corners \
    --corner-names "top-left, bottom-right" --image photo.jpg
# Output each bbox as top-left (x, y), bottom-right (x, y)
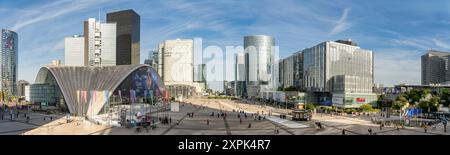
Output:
top-left (278, 39), bottom-right (376, 108)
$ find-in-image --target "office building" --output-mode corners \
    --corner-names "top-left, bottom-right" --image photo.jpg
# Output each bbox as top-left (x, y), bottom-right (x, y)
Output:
top-left (235, 53), bottom-right (246, 97)
top-left (302, 39), bottom-right (376, 108)
top-left (84, 18), bottom-right (117, 67)
top-left (1, 29), bottom-right (18, 96)
top-left (17, 80), bottom-right (29, 97)
top-left (64, 35), bottom-right (85, 66)
top-left (244, 35), bottom-right (277, 98)
top-left (421, 50), bottom-right (450, 85)
top-left (51, 60), bottom-right (61, 66)
top-left (158, 39), bottom-right (194, 84)
top-left (144, 50), bottom-right (158, 70)
top-left (107, 9), bottom-right (140, 65)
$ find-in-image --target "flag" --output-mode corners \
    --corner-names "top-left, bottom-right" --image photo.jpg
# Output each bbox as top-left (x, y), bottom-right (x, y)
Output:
top-left (77, 91), bottom-right (80, 105)
top-left (83, 91), bottom-right (87, 104)
top-left (104, 90), bottom-right (109, 105)
top-left (130, 90), bottom-right (136, 103)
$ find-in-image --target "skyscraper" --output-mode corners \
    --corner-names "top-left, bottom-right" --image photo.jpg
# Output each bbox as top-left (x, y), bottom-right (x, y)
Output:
top-left (235, 52), bottom-right (246, 97)
top-left (64, 35), bottom-right (85, 66)
top-left (1, 29), bottom-right (18, 96)
top-left (158, 39), bottom-right (194, 84)
top-left (421, 50), bottom-right (450, 85)
top-left (107, 9), bottom-right (140, 65)
top-left (17, 80), bottom-right (29, 97)
top-left (84, 18), bottom-right (117, 67)
top-left (302, 39), bottom-right (376, 107)
top-left (244, 35), bottom-right (277, 98)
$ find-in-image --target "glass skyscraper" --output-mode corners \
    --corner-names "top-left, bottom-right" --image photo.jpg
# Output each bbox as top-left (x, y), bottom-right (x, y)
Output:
top-left (107, 9), bottom-right (140, 65)
top-left (421, 50), bottom-right (450, 85)
top-left (1, 29), bottom-right (18, 96)
top-left (302, 40), bottom-right (376, 108)
top-left (244, 35), bottom-right (276, 98)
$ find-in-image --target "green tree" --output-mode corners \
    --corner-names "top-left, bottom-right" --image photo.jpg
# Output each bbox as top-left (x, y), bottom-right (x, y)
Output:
top-left (284, 86), bottom-right (298, 91)
top-left (440, 88), bottom-right (450, 106)
top-left (392, 96), bottom-right (408, 110)
top-left (417, 98), bottom-right (439, 113)
top-left (360, 104), bottom-right (373, 112)
top-left (305, 103), bottom-right (316, 110)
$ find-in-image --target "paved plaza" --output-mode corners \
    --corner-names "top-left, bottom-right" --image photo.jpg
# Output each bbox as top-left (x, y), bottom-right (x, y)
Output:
top-left (1, 97), bottom-right (449, 135)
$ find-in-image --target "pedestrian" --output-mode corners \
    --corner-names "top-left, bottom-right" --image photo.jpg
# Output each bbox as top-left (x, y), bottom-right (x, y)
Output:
top-left (424, 125), bottom-right (428, 133)
top-left (379, 124), bottom-right (383, 130)
top-left (217, 113), bottom-right (219, 118)
top-left (169, 117), bottom-right (172, 124)
top-left (342, 129), bottom-right (346, 135)
top-left (248, 123), bottom-right (252, 128)
top-left (207, 119), bottom-right (209, 125)
top-left (368, 128), bottom-right (373, 135)
top-left (240, 118), bottom-right (242, 124)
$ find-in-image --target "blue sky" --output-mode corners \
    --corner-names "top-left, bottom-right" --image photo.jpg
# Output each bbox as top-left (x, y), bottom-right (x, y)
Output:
top-left (2, 0), bottom-right (450, 91)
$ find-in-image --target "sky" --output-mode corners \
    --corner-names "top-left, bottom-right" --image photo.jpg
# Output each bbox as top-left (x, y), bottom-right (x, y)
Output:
top-left (2, 0), bottom-right (450, 91)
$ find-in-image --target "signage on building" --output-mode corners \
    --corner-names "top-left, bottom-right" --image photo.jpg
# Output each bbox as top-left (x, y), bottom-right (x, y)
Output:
top-left (356, 98), bottom-right (365, 103)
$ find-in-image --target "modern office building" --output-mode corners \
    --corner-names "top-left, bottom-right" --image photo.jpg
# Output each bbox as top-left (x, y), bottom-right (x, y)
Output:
top-left (107, 9), bottom-right (140, 65)
top-left (421, 50), bottom-right (450, 85)
top-left (17, 80), bottom-right (29, 97)
top-left (158, 39), bottom-right (194, 85)
top-left (235, 53), bottom-right (246, 97)
top-left (1, 29), bottom-right (18, 96)
top-left (244, 35), bottom-right (277, 98)
top-left (51, 60), bottom-right (61, 66)
top-left (156, 38), bottom-right (206, 98)
top-left (84, 18), bottom-right (117, 67)
top-left (144, 50), bottom-right (158, 70)
top-left (64, 35), bottom-right (85, 66)
top-left (302, 39), bottom-right (376, 108)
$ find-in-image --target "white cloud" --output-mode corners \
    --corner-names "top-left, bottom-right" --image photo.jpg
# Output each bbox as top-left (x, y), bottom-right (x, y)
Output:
top-left (10, 0), bottom-right (115, 31)
top-left (391, 39), bottom-right (432, 50)
top-left (329, 8), bottom-right (351, 35)
top-left (432, 38), bottom-right (450, 49)
top-left (52, 40), bottom-right (65, 52)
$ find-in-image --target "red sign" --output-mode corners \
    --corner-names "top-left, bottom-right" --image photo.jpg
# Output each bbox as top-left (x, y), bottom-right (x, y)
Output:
top-left (356, 98), bottom-right (366, 103)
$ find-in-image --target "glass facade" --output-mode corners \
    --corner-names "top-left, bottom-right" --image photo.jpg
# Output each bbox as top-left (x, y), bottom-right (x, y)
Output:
top-left (244, 35), bottom-right (275, 98)
top-left (1, 29), bottom-right (18, 96)
top-left (303, 41), bottom-right (373, 93)
top-left (107, 9), bottom-right (141, 65)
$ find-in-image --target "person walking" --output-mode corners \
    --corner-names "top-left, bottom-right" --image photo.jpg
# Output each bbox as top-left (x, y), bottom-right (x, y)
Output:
top-left (342, 129), bottom-right (346, 135)
top-left (424, 125), bottom-right (428, 133)
top-left (368, 128), bottom-right (373, 135)
top-left (248, 123), bottom-right (252, 128)
top-left (207, 119), bottom-right (209, 125)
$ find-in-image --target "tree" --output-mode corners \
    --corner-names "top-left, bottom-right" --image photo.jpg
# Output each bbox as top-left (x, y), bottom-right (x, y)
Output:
top-left (305, 103), bottom-right (315, 110)
top-left (360, 104), bottom-right (373, 112)
top-left (440, 88), bottom-right (450, 107)
top-left (417, 98), bottom-right (439, 113)
top-left (392, 96), bottom-right (408, 110)
top-left (284, 86), bottom-right (298, 91)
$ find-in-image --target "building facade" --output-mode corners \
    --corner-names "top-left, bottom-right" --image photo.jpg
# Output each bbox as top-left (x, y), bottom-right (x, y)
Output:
top-left (158, 39), bottom-right (194, 84)
top-left (17, 80), bottom-right (29, 97)
top-left (64, 35), bottom-right (85, 66)
top-left (1, 29), bottom-right (18, 96)
top-left (421, 50), bottom-right (450, 85)
top-left (302, 40), bottom-right (375, 108)
top-left (279, 52), bottom-right (303, 90)
top-left (235, 53), bottom-right (246, 97)
top-left (84, 18), bottom-right (117, 67)
top-left (244, 35), bottom-right (277, 98)
top-left (107, 9), bottom-right (140, 65)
